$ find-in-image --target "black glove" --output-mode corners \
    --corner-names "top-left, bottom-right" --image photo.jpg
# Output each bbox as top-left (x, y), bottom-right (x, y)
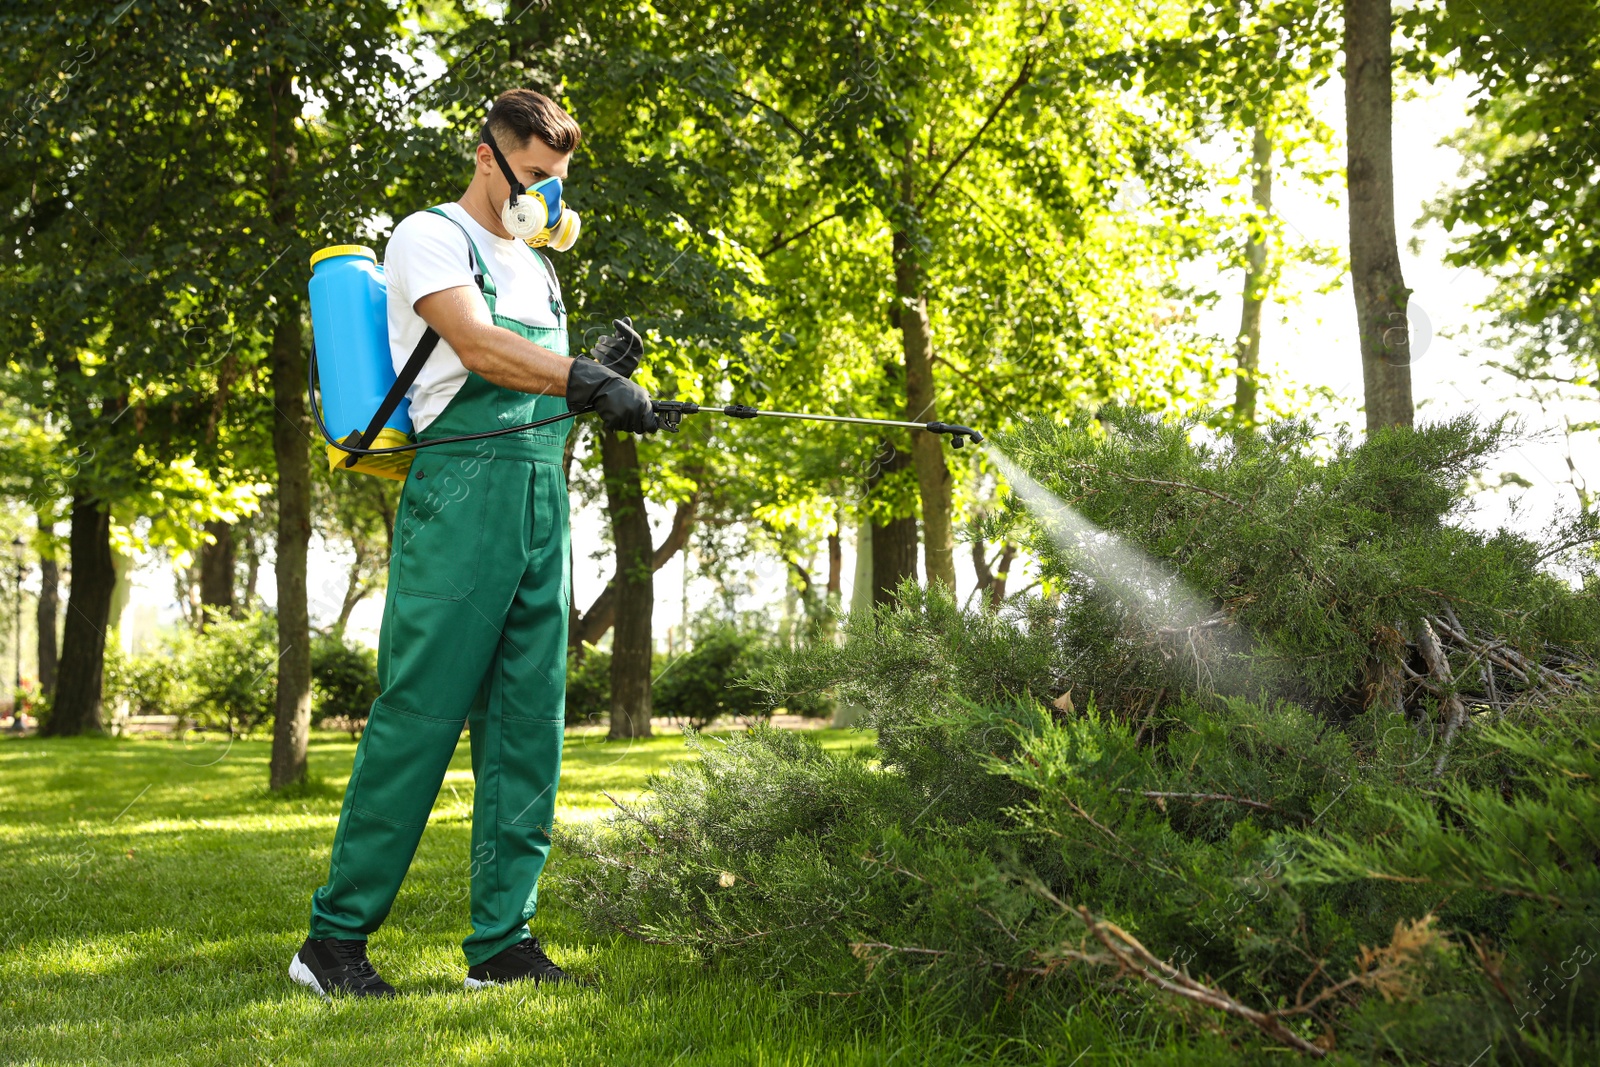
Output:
top-left (567, 357), bottom-right (659, 435)
top-left (591, 316), bottom-right (644, 379)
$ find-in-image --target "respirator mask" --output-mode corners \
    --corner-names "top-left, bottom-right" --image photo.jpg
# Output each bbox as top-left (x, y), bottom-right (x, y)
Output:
top-left (483, 127), bottom-right (581, 251)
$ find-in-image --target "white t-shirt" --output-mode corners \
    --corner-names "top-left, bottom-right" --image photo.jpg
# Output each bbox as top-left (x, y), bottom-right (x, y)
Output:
top-left (383, 202), bottom-right (564, 432)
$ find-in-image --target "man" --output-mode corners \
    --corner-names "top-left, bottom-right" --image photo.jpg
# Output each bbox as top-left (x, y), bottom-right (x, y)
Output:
top-left (292, 89), bottom-right (657, 998)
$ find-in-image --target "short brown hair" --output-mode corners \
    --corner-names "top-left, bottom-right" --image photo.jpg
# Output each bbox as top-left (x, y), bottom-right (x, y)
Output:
top-left (482, 89), bottom-right (581, 154)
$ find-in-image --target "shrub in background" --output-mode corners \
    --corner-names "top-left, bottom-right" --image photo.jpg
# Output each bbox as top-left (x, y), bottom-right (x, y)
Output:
top-left (311, 634), bottom-right (379, 736)
top-left (182, 612), bottom-right (278, 735)
top-left (653, 621), bottom-right (770, 729)
top-left (104, 638), bottom-right (192, 719)
top-left (104, 613), bottom-right (382, 738)
top-left (103, 612), bottom-right (278, 734)
top-left (565, 645), bottom-right (612, 726)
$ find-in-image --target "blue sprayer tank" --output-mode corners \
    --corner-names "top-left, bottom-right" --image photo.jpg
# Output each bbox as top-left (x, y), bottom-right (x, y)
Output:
top-left (308, 244), bottom-right (415, 480)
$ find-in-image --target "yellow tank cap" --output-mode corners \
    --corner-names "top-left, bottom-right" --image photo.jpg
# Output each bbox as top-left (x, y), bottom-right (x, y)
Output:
top-left (310, 244), bottom-right (377, 270)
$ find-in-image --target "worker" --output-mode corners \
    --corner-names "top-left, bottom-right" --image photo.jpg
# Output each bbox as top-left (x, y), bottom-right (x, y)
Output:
top-left (291, 88), bottom-right (657, 998)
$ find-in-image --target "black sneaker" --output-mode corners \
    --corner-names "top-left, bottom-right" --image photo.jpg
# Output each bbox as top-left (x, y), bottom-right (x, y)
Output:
top-left (289, 937), bottom-right (397, 998)
top-left (464, 936), bottom-right (572, 990)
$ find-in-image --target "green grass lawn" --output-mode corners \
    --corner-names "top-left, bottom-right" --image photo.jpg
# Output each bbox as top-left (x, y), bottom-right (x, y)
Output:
top-left (0, 726), bottom-right (1123, 1067)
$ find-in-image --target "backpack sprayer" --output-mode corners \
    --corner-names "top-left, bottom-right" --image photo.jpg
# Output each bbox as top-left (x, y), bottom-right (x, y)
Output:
top-left (306, 244), bottom-right (982, 480)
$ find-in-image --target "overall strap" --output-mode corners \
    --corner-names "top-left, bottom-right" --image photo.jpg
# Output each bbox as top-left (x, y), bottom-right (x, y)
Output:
top-left (424, 206), bottom-right (496, 299)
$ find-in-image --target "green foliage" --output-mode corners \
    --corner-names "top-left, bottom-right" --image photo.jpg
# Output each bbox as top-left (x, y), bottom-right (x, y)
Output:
top-left (104, 612), bottom-right (278, 735)
top-left (565, 646), bottom-right (612, 727)
top-left (180, 613), bottom-right (279, 736)
top-left (1291, 705), bottom-right (1600, 1036)
top-left (560, 417), bottom-right (1600, 1059)
top-left (1412, 0), bottom-right (1600, 366)
top-left (103, 642), bottom-right (188, 720)
top-left (310, 634), bottom-right (378, 734)
top-left (991, 410), bottom-right (1600, 718)
top-left (562, 600), bottom-right (1600, 1058)
top-left (105, 616), bottom-right (383, 739)
top-left (653, 622), bottom-right (771, 730)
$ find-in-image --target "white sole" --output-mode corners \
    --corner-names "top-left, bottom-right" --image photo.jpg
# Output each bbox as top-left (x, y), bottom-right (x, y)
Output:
top-left (463, 975), bottom-right (496, 990)
top-left (289, 953), bottom-right (329, 999)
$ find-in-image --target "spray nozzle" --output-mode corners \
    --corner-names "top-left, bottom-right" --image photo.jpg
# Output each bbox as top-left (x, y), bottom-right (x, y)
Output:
top-left (926, 422), bottom-right (984, 449)
top-left (653, 399), bottom-right (700, 432)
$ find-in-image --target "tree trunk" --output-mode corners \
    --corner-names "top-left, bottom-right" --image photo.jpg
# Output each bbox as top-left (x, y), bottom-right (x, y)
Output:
top-left (866, 440), bottom-right (918, 608)
top-left (1234, 122), bottom-right (1273, 428)
top-left (871, 517), bottom-right (918, 608)
top-left (36, 538), bottom-right (59, 699)
top-left (241, 520), bottom-right (262, 611)
top-left (1344, 0), bottom-right (1414, 432)
top-left (972, 529), bottom-right (1018, 613)
top-left (824, 518), bottom-right (843, 636)
top-left (269, 308), bottom-right (313, 789)
top-left (333, 550), bottom-right (371, 639)
top-left (570, 496), bottom-right (697, 654)
top-left (826, 521), bottom-right (843, 600)
top-left (264, 49), bottom-right (310, 788)
top-left (835, 518), bottom-right (874, 728)
top-left (41, 496), bottom-right (114, 735)
top-left (893, 232), bottom-right (956, 591)
top-left (601, 429), bottom-right (653, 739)
top-left (849, 516), bottom-right (873, 619)
top-left (197, 518), bottom-right (235, 626)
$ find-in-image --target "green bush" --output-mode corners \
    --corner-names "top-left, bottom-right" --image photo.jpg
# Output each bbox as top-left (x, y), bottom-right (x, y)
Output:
top-left (652, 621), bottom-right (770, 729)
top-left (986, 410), bottom-right (1599, 721)
top-left (102, 612), bottom-right (279, 735)
top-left (779, 685), bottom-right (836, 719)
top-left (557, 416), bottom-right (1600, 1061)
top-left (311, 634), bottom-right (378, 734)
top-left (104, 639), bottom-right (191, 719)
top-left (565, 645), bottom-right (611, 726)
top-left (183, 612), bottom-right (278, 735)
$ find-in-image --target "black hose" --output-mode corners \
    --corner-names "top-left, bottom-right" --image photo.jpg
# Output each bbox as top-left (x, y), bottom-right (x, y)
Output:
top-left (308, 343), bottom-right (983, 459)
top-left (307, 341), bottom-right (587, 459)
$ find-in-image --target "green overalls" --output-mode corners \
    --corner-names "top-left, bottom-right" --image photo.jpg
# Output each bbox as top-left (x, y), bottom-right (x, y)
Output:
top-left (308, 208), bottom-right (572, 966)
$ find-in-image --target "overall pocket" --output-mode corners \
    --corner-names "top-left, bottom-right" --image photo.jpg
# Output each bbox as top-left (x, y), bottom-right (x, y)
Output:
top-left (393, 452), bottom-right (489, 600)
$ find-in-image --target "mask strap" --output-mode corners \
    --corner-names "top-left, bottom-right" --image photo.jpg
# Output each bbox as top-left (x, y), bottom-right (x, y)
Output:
top-left (482, 127), bottom-right (524, 205)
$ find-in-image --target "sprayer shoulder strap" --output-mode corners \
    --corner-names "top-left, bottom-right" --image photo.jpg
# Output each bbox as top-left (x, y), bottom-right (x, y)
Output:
top-left (350, 208), bottom-right (488, 453)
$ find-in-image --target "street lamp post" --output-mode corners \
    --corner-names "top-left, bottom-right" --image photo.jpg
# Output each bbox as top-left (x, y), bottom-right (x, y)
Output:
top-left (11, 536), bottom-right (24, 696)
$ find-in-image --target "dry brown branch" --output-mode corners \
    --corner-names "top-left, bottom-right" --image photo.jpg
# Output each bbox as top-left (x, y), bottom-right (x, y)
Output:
top-left (1117, 789), bottom-right (1304, 819)
top-left (1059, 461), bottom-right (1245, 508)
top-left (855, 897), bottom-right (1445, 1059)
top-left (1067, 798), bottom-right (1130, 849)
top-left (1061, 906), bottom-right (1328, 1055)
top-left (1415, 618), bottom-right (1470, 776)
top-left (1429, 612), bottom-right (1585, 695)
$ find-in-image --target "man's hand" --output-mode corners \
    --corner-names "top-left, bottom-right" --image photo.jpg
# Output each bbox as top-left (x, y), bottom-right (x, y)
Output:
top-left (591, 316), bottom-right (644, 379)
top-left (567, 358), bottom-right (659, 435)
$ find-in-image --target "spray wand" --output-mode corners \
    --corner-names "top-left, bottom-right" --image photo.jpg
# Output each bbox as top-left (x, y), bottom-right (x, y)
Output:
top-left (309, 341), bottom-right (983, 460)
top-left (650, 400), bottom-right (984, 449)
